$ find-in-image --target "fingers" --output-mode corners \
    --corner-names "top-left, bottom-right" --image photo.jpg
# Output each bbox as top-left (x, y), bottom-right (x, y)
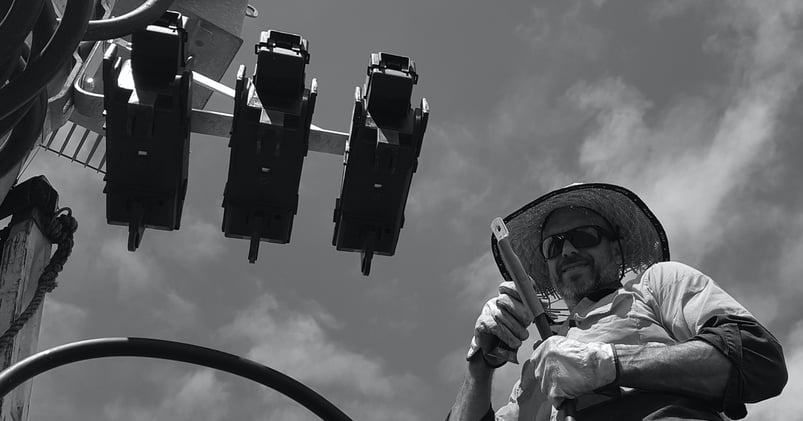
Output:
top-left (496, 294), bottom-right (535, 328)
top-left (473, 279), bottom-right (540, 357)
top-left (476, 297), bottom-right (531, 349)
top-left (497, 281), bottom-right (539, 322)
top-left (497, 280), bottom-right (521, 300)
top-left (477, 302), bottom-right (524, 349)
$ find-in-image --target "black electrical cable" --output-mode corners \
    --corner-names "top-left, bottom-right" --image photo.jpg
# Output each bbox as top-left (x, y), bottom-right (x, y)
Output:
top-left (83, 0), bottom-right (175, 41)
top-left (0, 0), bottom-right (93, 183)
top-left (0, 0), bottom-right (93, 121)
top-left (0, 93), bottom-right (46, 180)
top-left (0, 337), bottom-right (355, 421)
top-left (0, 0), bottom-right (46, 72)
top-left (31, 0), bottom-right (58, 58)
top-left (0, 0), bottom-right (179, 181)
top-left (0, 0), bottom-right (57, 181)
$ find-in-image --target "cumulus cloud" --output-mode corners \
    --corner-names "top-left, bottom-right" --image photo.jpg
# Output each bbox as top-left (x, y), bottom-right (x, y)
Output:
top-left (37, 299), bottom-right (88, 350)
top-left (152, 213), bottom-right (226, 263)
top-left (151, 290), bottom-right (200, 331)
top-left (334, 398), bottom-right (425, 421)
top-left (99, 239), bottom-right (162, 297)
top-left (94, 239), bottom-right (201, 333)
top-left (565, 1), bottom-right (803, 263)
top-left (448, 251), bottom-right (501, 311)
top-left (103, 370), bottom-right (230, 421)
top-left (223, 293), bottom-right (427, 418)
top-left (406, 124), bottom-right (493, 216)
top-left (776, 214), bottom-right (803, 293)
top-left (646, 0), bottom-right (700, 21)
top-left (514, 4), bottom-right (606, 61)
top-left (438, 347), bottom-right (469, 386)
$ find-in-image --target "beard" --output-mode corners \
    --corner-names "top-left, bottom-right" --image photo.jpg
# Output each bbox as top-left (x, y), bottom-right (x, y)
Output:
top-left (553, 256), bottom-right (621, 303)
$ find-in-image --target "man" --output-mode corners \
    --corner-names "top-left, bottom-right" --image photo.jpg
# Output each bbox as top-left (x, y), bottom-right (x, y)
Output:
top-left (448, 183), bottom-right (787, 421)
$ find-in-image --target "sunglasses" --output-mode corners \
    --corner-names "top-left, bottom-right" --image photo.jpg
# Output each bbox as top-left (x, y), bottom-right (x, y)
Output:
top-left (540, 225), bottom-right (615, 259)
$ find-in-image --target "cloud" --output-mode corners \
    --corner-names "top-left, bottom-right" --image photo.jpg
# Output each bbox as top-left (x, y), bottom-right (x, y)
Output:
top-left (99, 239), bottom-right (162, 296)
top-left (405, 123), bottom-right (494, 221)
top-left (646, 0), bottom-right (700, 21)
top-left (37, 298), bottom-right (88, 349)
top-left (448, 251), bottom-right (501, 311)
top-left (95, 239), bottom-right (202, 333)
top-left (152, 213), bottom-right (226, 264)
top-left (151, 290), bottom-right (200, 331)
top-left (514, 4), bottom-right (606, 61)
top-left (777, 214), bottom-right (803, 293)
top-left (334, 399), bottom-right (425, 421)
top-left (566, 76), bottom-right (762, 261)
top-left (223, 294), bottom-right (427, 417)
top-left (263, 406), bottom-right (317, 421)
top-left (564, 1), bottom-right (803, 263)
top-left (263, 401), bottom-right (424, 421)
top-left (103, 370), bottom-right (230, 421)
top-left (568, 77), bottom-right (655, 180)
top-left (438, 347), bottom-right (469, 386)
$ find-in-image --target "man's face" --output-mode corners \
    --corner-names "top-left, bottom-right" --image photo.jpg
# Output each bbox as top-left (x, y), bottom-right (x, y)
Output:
top-left (541, 207), bottom-right (622, 304)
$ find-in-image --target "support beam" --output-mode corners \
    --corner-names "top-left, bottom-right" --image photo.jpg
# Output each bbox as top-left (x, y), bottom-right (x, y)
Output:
top-left (0, 177), bottom-right (58, 421)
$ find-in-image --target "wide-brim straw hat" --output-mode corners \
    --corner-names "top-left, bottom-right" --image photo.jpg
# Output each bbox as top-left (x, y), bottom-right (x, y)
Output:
top-left (490, 183), bottom-right (670, 298)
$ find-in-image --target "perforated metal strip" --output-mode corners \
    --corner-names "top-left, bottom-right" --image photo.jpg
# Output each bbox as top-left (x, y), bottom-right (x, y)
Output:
top-left (41, 122), bottom-right (106, 174)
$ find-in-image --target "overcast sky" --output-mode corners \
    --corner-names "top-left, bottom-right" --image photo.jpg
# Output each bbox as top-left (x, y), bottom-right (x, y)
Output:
top-left (17, 0), bottom-right (802, 420)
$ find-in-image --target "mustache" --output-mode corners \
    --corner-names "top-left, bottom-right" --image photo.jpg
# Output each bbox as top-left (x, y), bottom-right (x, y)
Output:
top-left (558, 256), bottom-right (592, 273)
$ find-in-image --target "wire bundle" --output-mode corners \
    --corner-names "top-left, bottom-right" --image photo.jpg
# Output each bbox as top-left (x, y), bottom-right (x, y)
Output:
top-left (0, 0), bottom-right (176, 182)
top-left (0, 0), bottom-right (94, 179)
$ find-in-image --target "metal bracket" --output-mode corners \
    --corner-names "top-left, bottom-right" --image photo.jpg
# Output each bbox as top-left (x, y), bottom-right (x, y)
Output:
top-left (67, 42), bottom-right (348, 160)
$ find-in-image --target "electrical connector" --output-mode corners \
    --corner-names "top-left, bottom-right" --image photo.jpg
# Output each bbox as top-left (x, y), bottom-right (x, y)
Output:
top-left (223, 30), bottom-right (317, 263)
top-left (332, 52), bottom-right (429, 275)
top-left (103, 11), bottom-right (193, 251)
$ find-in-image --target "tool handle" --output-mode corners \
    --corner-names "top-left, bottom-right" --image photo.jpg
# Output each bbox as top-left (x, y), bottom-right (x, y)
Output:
top-left (491, 218), bottom-right (551, 337)
top-left (559, 401), bottom-right (578, 421)
top-left (491, 217), bottom-right (578, 421)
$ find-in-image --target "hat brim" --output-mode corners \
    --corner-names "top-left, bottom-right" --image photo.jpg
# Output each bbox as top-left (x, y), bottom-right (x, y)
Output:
top-left (490, 183), bottom-right (669, 300)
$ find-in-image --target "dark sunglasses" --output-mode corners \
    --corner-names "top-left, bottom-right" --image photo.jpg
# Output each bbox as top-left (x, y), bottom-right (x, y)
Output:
top-left (540, 225), bottom-right (616, 259)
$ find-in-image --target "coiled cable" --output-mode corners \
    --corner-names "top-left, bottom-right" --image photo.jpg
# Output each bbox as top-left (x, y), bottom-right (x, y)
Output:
top-left (0, 0), bottom-right (93, 121)
top-left (0, 0), bottom-right (93, 181)
top-left (0, 0), bottom-right (175, 183)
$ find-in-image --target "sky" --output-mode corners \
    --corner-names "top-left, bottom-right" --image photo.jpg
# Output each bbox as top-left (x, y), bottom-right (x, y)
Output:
top-left (12, 0), bottom-right (803, 419)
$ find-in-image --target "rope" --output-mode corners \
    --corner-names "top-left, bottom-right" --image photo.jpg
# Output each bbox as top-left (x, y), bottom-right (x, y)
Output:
top-left (0, 208), bottom-right (77, 351)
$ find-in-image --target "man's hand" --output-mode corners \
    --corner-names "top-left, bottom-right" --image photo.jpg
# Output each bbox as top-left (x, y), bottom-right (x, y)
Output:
top-left (521, 336), bottom-right (618, 408)
top-left (467, 281), bottom-right (535, 367)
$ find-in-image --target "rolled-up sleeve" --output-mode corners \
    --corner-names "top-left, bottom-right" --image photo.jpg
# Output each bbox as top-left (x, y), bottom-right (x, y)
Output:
top-left (643, 262), bottom-right (788, 419)
top-left (694, 314), bottom-right (787, 419)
